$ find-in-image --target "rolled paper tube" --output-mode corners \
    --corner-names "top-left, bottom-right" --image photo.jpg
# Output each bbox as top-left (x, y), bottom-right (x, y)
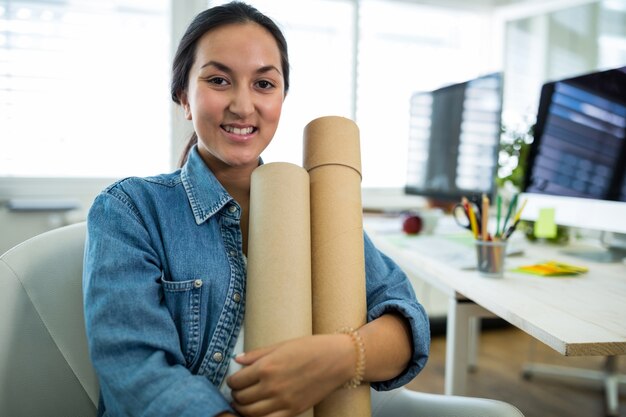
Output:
top-left (245, 162), bottom-right (313, 417)
top-left (303, 116), bottom-right (371, 417)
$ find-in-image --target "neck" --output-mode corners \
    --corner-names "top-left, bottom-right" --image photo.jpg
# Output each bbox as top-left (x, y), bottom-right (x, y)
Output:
top-left (200, 155), bottom-right (256, 198)
top-left (205, 159), bottom-right (256, 256)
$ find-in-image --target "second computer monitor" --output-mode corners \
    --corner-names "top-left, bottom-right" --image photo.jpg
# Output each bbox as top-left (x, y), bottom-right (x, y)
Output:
top-left (405, 73), bottom-right (503, 203)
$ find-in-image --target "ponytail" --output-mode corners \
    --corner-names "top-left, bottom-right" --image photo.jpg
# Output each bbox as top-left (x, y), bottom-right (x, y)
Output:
top-left (178, 132), bottom-right (198, 168)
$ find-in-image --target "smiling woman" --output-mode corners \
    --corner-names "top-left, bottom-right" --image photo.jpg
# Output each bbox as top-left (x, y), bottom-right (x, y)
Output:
top-left (177, 23), bottom-right (286, 174)
top-left (82, 3), bottom-right (431, 417)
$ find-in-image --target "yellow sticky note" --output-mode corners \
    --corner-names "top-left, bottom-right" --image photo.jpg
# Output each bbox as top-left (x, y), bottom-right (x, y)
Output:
top-left (513, 260), bottom-right (588, 277)
top-left (534, 207), bottom-right (557, 238)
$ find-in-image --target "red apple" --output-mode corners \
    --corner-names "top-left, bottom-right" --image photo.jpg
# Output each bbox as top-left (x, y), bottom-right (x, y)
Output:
top-left (402, 215), bottom-right (423, 235)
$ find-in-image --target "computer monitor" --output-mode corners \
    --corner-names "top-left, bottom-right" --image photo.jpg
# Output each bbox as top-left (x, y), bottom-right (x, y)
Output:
top-left (521, 66), bottom-right (626, 261)
top-left (404, 73), bottom-right (503, 204)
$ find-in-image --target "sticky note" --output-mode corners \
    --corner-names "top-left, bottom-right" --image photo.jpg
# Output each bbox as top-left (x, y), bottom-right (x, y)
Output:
top-left (534, 207), bottom-right (557, 238)
top-left (513, 261), bottom-right (588, 276)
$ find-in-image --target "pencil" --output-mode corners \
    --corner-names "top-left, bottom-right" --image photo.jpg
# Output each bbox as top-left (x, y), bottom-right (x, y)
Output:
top-left (504, 220), bottom-right (517, 239)
top-left (481, 194), bottom-right (489, 241)
top-left (503, 198), bottom-right (528, 239)
top-left (501, 193), bottom-right (518, 234)
top-left (512, 198), bottom-right (528, 224)
top-left (495, 194), bottom-right (502, 238)
top-left (462, 196), bottom-right (479, 239)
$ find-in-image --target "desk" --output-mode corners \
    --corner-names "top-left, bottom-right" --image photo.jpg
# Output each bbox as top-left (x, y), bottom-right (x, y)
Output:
top-left (364, 215), bottom-right (626, 397)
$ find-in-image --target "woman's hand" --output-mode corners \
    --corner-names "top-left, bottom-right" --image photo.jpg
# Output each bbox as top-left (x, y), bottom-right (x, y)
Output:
top-left (226, 313), bottom-right (413, 417)
top-left (226, 334), bottom-right (354, 417)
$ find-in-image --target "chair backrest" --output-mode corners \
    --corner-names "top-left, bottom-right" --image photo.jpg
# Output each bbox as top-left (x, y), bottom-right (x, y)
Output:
top-left (0, 222), bottom-right (98, 417)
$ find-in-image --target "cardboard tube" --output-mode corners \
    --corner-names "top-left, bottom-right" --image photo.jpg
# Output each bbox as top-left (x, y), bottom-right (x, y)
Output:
top-left (245, 162), bottom-right (313, 417)
top-left (303, 116), bottom-right (371, 417)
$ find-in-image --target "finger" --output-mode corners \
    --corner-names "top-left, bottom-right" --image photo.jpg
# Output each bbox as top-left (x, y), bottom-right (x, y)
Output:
top-left (234, 343), bottom-right (278, 366)
top-left (232, 397), bottom-right (284, 417)
top-left (230, 382), bottom-right (265, 406)
top-left (227, 364), bottom-right (260, 390)
top-left (251, 410), bottom-right (293, 417)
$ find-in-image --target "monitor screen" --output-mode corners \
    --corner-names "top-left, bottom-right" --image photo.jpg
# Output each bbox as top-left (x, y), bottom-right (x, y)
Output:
top-left (404, 73), bottom-right (503, 203)
top-left (524, 66), bottom-right (626, 201)
top-left (521, 66), bottom-right (626, 246)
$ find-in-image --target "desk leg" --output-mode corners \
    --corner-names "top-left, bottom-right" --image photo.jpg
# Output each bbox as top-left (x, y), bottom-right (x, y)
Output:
top-left (444, 298), bottom-right (494, 396)
top-left (445, 298), bottom-right (470, 395)
top-left (468, 317), bottom-right (480, 372)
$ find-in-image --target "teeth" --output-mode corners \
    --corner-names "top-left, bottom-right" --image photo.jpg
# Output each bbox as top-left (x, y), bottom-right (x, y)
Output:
top-left (224, 126), bottom-right (254, 135)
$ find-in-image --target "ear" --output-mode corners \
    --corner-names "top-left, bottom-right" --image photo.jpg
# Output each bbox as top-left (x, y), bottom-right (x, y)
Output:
top-left (178, 91), bottom-right (192, 120)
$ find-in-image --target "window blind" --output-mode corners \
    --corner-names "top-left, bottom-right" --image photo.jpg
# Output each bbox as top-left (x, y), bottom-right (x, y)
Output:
top-left (0, 0), bottom-right (170, 177)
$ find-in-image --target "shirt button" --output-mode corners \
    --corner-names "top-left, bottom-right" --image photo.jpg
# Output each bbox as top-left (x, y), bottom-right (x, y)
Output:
top-left (228, 205), bottom-right (237, 213)
top-left (194, 279), bottom-right (203, 288)
top-left (233, 293), bottom-right (241, 303)
top-left (213, 352), bottom-right (224, 362)
top-left (229, 250), bottom-right (236, 257)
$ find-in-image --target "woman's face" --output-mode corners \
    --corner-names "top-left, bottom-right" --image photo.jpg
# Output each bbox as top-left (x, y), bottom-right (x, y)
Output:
top-left (181, 23), bottom-right (285, 172)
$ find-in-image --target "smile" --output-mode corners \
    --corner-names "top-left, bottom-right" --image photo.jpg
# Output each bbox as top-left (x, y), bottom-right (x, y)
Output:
top-left (222, 125), bottom-right (256, 135)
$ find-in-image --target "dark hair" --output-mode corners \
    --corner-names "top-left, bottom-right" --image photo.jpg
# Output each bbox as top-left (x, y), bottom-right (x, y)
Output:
top-left (172, 1), bottom-right (290, 167)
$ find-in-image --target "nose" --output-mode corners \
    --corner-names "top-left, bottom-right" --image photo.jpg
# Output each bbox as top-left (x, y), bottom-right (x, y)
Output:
top-left (228, 86), bottom-right (254, 118)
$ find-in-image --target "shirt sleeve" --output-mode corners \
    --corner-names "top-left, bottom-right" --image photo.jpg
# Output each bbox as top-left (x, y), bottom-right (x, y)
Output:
top-left (363, 232), bottom-right (430, 391)
top-left (83, 189), bottom-right (233, 417)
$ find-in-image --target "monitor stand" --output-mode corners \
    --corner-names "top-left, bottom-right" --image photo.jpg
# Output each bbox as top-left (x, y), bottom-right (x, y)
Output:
top-left (561, 232), bottom-right (626, 263)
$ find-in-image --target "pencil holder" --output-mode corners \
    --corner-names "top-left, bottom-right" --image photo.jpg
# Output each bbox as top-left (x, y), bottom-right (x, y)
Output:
top-left (475, 239), bottom-right (507, 278)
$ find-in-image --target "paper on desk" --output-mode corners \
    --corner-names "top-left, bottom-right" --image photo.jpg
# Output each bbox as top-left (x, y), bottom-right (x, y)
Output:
top-left (512, 260), bottom-right (588, 276)
top-left (388, 234), bottom-right (478, 270)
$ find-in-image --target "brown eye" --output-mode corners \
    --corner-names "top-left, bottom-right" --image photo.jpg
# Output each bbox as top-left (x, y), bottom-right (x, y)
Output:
top-left (256, 80), bottom-right (274, 89)
top-left (208, 77), bottom-right (228, 86)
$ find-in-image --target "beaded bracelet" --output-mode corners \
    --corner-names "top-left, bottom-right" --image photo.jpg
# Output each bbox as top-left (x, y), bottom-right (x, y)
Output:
top-left (337, 327), bottom-right (366, 389)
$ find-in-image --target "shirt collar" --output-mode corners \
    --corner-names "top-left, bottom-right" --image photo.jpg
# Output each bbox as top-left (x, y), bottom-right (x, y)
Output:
top-left (181, 146), bottom-right (233, 225)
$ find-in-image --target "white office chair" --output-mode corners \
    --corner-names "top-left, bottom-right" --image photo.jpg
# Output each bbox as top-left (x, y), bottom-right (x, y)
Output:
top-left (0, 223), bottom-right (524, 417)
top-left (0, 222), bottom-right (98, 416)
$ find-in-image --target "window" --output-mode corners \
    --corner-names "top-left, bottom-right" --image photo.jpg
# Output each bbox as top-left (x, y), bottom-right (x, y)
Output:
top-left (0, 0), bottom-right (170, 177)
top-left (357, 0), bottom-right (493, 187)
top-left (502, 0), bottom-right (626, 128)
top-left (2, 0), bottom-right (497, 187)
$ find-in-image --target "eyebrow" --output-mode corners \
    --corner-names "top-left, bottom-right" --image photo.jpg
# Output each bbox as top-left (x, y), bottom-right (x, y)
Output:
top-left (200, 60), bottom-right (282, 77)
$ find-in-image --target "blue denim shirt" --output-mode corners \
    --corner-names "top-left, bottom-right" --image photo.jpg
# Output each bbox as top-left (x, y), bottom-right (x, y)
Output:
top-left (83, 146), bottom-right (429, 417)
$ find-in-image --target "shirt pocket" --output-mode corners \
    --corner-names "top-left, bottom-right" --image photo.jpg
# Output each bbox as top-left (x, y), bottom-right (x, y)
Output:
top-left (161, 277), bottom-right (204, 366)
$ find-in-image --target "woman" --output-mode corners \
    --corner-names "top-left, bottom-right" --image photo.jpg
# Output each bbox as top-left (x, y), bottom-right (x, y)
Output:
top-left (83, 2), bottom-right (430, 417)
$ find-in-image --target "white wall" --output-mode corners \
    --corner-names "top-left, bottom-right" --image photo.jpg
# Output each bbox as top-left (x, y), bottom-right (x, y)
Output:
top-left (0, 178), bottom-right (114, 254)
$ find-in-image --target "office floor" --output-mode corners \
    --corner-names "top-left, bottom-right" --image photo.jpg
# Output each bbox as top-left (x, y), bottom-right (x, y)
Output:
top-left (406, 326), bottom-right (626, 417)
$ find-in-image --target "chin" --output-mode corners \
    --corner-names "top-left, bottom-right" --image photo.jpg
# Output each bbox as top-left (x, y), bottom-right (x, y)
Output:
top-left (226, 154), bottom-right (262, 168)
